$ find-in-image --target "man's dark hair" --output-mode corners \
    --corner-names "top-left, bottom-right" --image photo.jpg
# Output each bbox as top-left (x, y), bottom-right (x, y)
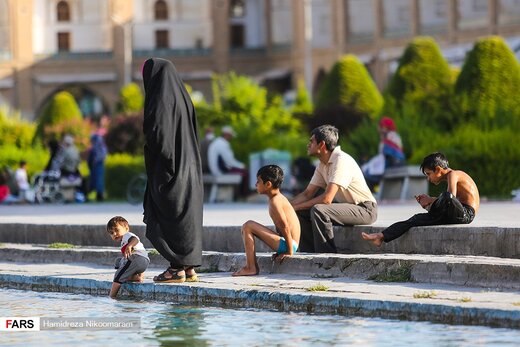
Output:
top-left (311, 125), bottom-right (338, 151)
top-left (107, 216), bottom-right (129, 234)
top-left (257, 165), bottom-right (284, 189)
top-left (420, 152), bottom-right (449, 174)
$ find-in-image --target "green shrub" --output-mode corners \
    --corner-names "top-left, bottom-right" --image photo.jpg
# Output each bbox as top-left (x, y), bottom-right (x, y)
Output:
top-left (118, 82), bottom-right (144, 114)
top-left (0, 144), bottom-right (48, 179)
top-left (386, 37), bottom-right (455, 128)
top-left (34, 91), bottom-right (84, 145)
top-left (291, 79), bottom-right (313, 115)
top-left (341, 117), bottom-right (379, 162)
top-left (407, 125), bottom-right (520, 198)
top-left (105, 114), bottom-right (145, 155)
top-left (0, 106), bottom-right (36, 149)
top-left (105, 154), bottom-right (145, 200)
top-left (455, 36), bottom-right (520, 120)
top-left (313, 55), bottom-right (382, 136)
top-left (316, 55), bottom-right (383, 117)
top-left (198, 73), bottom-right (307, 162)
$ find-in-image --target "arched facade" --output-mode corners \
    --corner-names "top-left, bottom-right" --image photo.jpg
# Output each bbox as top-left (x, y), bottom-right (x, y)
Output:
top-left (36, 84), bottom-right (112, 122)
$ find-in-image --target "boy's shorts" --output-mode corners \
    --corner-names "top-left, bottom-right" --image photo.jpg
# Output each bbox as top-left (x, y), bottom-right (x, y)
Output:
top-left (114, 254), bottom-right (150, 283)
top-left (277, 237), bottom-right (298, 254)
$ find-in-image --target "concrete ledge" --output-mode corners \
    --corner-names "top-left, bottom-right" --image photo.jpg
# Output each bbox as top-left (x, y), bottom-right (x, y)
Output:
top-left (1, 270), bottom-right (520, 329)
top-left (2, 245), bottom-right (520, 290)
top-left (1, 223), bottom-right (520, 258)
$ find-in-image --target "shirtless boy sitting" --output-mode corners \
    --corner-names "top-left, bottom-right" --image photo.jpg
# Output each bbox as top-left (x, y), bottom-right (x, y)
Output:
top-left (362, 152), bottom-right (479, 246)
top-left (233, 165), bottom-right (301, 276)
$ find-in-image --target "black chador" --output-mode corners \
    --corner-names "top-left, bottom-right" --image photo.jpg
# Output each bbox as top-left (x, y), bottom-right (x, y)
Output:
top-left (142, 58), bottom-right (203, 269)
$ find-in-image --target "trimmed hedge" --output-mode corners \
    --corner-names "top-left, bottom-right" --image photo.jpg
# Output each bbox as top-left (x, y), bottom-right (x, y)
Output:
top-left (0, 106), bottom-right (35, 149)
top-left (104, 154), bottom-right (145, 200)
top-left (118, 82), bottom-right (144, 114)
top-left (34, 91), bottom-right (86, 146)
top-left (105, 114), bottom-right (145, 155)
top-left (386, 37), bottom-right (454, 128)
top-left (315, 54), bottom-right (383, 118)
top-left (455, 36), bottom-right (520, 119)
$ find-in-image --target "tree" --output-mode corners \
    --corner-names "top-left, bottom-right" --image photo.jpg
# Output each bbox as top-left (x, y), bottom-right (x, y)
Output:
top-left (34, 91), bottom-right (89, 147)
top-left (386, 37), bottom-right (453, 121)
top-left (455, 36), bottom-right (520, 120)
top-left (118, 82), bottom-right (144, 114)
top-left (197, 73), bottom-right (307, 162)
top-left (313, 55), bottom-right (383, 134)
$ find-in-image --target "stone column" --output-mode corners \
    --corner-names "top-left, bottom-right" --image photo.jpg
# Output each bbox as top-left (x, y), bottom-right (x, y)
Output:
top-left (488, 0), bottom-right (498, 34)
top-left (411, 0), bottom-right (420, 36)
top-left (372, 0), bottom-right (385, 89)
top-left (290, 0), bottom-right (306, 90)
top-left (212, 0), bottom-right (230, 73)
top-left (448, 0), bottom-right (459, 43)
top-left (110, 0), bottom-right (134, 90)
top-left (10, 0), bottom-right (34, 119)
top-left (265, 0), bottom-right (272, 53)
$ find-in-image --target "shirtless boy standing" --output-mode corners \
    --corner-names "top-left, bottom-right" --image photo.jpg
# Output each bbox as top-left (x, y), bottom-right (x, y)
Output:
top-left (233, 165), bottom-right (301, 276)
top-left (362, 152), bottom-right (479, 246)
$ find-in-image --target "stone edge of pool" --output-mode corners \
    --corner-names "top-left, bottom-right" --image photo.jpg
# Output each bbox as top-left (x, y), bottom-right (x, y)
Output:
top-left (1, 273), bottom-right (519, 329)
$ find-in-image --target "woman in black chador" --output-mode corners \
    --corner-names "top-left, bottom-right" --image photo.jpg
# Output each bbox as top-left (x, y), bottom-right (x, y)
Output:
top-left (142, 58), bottom-right (203, 283)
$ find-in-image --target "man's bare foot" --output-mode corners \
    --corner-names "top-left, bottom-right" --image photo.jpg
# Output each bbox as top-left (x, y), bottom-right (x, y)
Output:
top-left (361, 232), bottom-right (384, 247)
top-left (232, 266), bottom-right (259, 276)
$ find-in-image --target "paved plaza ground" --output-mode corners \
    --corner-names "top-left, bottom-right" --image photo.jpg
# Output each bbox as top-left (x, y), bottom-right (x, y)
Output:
top-left (0, 200), bottom-right (518, 227)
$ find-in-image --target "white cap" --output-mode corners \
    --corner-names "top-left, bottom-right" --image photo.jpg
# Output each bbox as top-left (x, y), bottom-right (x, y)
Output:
top-left (63, 135), bottom-right (74, 146)
top-left (221, 126), bottom-right (236, 137)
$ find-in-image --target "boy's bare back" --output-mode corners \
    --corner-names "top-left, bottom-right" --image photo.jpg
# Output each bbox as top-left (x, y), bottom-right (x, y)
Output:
top-left (448, 170), bottom-right (480, 212)
top-left (269, 193), bottom-right (301, 244)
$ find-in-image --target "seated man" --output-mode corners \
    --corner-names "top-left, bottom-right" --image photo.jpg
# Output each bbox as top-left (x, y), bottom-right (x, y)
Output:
top-left (207, 126), bottom-right (248, 197)
top-left (290, 125), bottom-right (378, 253)
top-left (199, 127), bottom-right (215, 174)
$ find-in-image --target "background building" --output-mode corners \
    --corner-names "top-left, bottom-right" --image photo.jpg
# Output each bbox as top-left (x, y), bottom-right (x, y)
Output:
top-left (0, 0), bottom-right (520, 120)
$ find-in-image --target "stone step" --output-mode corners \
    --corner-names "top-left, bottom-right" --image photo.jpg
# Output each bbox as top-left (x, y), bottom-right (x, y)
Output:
top-left (1, 223), bottom-right (519, 258)
top-left (1, 244), bottom-right (519, 290)
top-left (1, 261), bottom-right (520, 329)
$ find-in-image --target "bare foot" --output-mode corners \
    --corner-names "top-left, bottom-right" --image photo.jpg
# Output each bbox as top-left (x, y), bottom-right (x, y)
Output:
top-left (361, 232), bottom-right (384, 247)
top-left (185, 267), bottom-right (196, 277)
top-left (128, 273), bottom-right (144, 283)
top-left (232, 266), bottom-right (259, 276)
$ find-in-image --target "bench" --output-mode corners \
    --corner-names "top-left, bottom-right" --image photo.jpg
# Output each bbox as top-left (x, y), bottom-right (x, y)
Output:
top-left (203, 174), bottom-right (242, 203)
top-left (59, 176), bottom-right (82, 202)
top-left (378, 165), bottom-right (427, 201)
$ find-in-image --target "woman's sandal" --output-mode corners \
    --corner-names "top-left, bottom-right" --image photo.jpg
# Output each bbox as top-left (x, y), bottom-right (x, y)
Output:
top-left (185, 267), bottom-right (199, 282)
top-left (153, 268), bottom-right (186, 283)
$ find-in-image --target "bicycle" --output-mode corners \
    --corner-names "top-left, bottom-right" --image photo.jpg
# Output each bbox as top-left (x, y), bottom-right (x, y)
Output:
top-left (126, 173), bottom-right (147, 205)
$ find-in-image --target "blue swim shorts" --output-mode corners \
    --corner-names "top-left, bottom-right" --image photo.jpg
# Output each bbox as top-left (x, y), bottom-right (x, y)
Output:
top-left (277, 237), bottom-right (299, 254)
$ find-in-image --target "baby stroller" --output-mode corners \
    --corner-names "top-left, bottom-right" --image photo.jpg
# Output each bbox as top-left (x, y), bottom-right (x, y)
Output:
top-left (33, 171), bottom-right (64, 203)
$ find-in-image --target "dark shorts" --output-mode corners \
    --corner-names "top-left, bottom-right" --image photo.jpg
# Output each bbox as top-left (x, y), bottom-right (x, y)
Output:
top-left (113, 254), bottom-right (150, 284)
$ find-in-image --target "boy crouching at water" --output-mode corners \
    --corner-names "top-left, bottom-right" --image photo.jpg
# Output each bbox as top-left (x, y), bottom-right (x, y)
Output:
top-left (107, 216), bottom-right (150, 298)
top-left (233, 165), bottom-right (301, 276)
top-left (362, 152), bottom-right (479, 246)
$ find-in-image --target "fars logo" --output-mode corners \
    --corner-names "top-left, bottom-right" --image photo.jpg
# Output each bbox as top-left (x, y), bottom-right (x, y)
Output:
top-left (0, 317), bottom-right (40, 331)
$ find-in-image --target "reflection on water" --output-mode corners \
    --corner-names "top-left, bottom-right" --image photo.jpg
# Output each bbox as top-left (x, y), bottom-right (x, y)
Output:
top-left (1, 288), bottom-right (520, 347)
